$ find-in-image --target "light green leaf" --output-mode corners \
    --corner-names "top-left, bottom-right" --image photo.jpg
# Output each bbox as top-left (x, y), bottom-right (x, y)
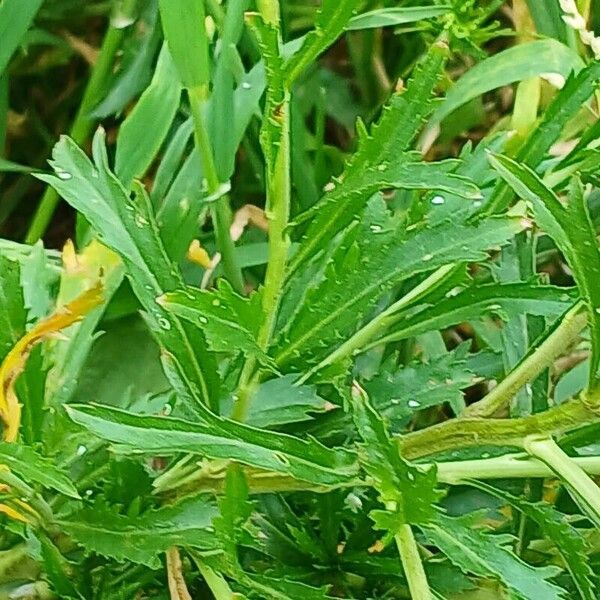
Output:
top-left (0, 256), bottom-right (26, 362)
top-left (59, 496), bottom-right (219, 569)
top-left (489, 153), bottom-right (600, 386)
top-left (431, 39), bottom-right (584, 124)
top-left (422, 513), bottom-right (567, 600)
top-left (66, 403), bottom-right (359, 487)
top-left (0, 0), bottom-right (44, 75)
top-left (347, 6), bottom-right (451, 30)
top-left (0, 443), bottom-right (79, 499)
top-left (115, 44), bottom-right (182, 187)
top-left (158, 0), bottom-right (209, 90)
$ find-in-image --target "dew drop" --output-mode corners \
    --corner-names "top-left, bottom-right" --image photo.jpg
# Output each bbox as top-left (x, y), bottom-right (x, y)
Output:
top-left (323, 182), bottom-right (335, 192)
top-left (369, 224), bottom-right (382, 233)
top-left (407, 399), bottom-right (421, 408)
top-left (57, 170), bottom-right (72, 180)
top-left (158, 317), bottom-right (171, 330)
top-left (163, 403), bottom-right (173, 416)
top-left (242, 82), bottom-right (252, 90)
top-left (76, 445), bottom-right (87, 456)
top-left (431, 195), bottom-right (445, 205)
top-left (198, 316), bottom-right (208, 324)
top-left (212, 298), bottom-right (221, 306)
top-left (422, 253), bottom-right (433, 261)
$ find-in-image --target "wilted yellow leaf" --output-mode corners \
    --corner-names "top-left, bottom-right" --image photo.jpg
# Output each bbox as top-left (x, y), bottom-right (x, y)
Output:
top-left (0, 284), bottom-right (104, 442)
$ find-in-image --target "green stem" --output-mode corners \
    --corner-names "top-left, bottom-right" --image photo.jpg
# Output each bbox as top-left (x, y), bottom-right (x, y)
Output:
top-left (297, 264), bottom-right (459, 382)
top-left (25, 0), bottom-right (138, 243)
top-left (524, 435), bottom-right (600, 526)
top-left (400, 389), bottom-right (600, 460)
top-left (394, 524), bottom-right (431, 600)
top-left (464, 301), bottom-right (587, 418)
top-left (188, 86), bottom-right (244, 295)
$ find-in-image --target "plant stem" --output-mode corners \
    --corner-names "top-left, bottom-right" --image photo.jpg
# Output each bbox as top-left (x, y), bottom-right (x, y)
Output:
top-left (233, 2), bottom-right (291, 421)
top-left (464, 301), bottom-right (587, 417)
top-left (394, 524), bottom-right (431, 600)
top-left (25, 0), bottom-right (138, 243)
top-left (400, 389), bottom-right (600, 460)
top-left (524, 435), bottom-right (600, 526)
top-left (297, 264), bottom-right (458, 382)
top-left (188, 86), bottom-right (244, 295)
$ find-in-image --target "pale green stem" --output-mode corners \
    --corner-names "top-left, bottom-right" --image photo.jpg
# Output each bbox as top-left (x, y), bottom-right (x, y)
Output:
top-left (296, 264), bottom-right (458, 383)
top-left (193, 556), bottom-right (237, 600)
top-left (394, 524), bottom-right (432, 600)
top-left (188, 86), bottom-right (244, 295)
top-left (524, 435), bottom-right (600, 526)
top-left (25, 0), bottom-right (138, 243)
top-left (464, 301), bottom-right (587, 418)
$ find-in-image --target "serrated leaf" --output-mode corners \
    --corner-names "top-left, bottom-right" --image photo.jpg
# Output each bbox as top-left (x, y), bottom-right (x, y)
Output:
top-left (66, 403), bottom-right (359, 487)
top-left (290, 41), bottom-right (448, 270)
top-left (37, 132), bottom-right (221, 415)
top-left (374, 282), bottom-right (575, 347)
top-left (0, 443), bottom-right (79, 498)
top-left (285, 0), bottom-right (359, 85)
top-left (422, 513), bottom-right (567, 600)
top-left (159, 281), bottom-right (274, 370)
top-left (489, 153), bottom-right (600, 387)
top-left (224, 374), bottom-right (330, 428)
top-left (348, 386), bottom-right (440, 526)
top-left (275, 199), bottom-right (525, 370)
top-left (471, 481), bottom-right (597, 600)
top-left (59, 496), bottom-right (219, 569)
top-left (364, 345), bottom-right (476, 420)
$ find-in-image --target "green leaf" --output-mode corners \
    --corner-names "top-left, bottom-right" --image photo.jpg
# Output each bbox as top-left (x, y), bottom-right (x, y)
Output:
top-left (0, 0), bottom-right (44, 75)
top-left (228, 374), bottom-right (331, 428)
top-left (285, 0), bottom-right (359, 85)
top-left (66, 403), bottom-right (359, 487)
top-left (422, 513), bottom-right (567, 600)
top-left (348, 386), bottom-right (440, 527)
top-left (363, 345), bottom-right (476, 420)
top-left (489, 153), bottom-right (600, 387)
top-left (115, 44), bottom-right (182, 187)
top-left (59, 496), bottom-right (219, 569)
top-left (37, 132), bottom-right (220, 415)
top-left (158, 0), bottom-right (210, 90)
top-left (276, 199), bottom-right (526, 370)
top-left (0, 443), bottom-right (79, 498)
top-left (347, 6), bottom-right (451, 30)
top-left (159, 281), bottom-right (274, 369)
top-left (290, 41), bottom-right (448, 270)
top-left (431, 39), bottom-right (584, 124)
top-left (486, 60), bottom-right (600, 214)
top-left (374, 283), bottom-right (575, 348)
top-left (472, 481), bottom-right (597, 600)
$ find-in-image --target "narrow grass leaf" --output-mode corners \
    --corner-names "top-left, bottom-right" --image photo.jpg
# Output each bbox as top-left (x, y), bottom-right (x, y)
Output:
top-left (347, 6), bottom-right (451, 30)
top-left (0, 0), bottom-right (44, 75)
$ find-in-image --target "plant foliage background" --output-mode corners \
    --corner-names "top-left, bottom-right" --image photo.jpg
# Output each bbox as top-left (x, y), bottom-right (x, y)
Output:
top-left (2, 0), bottom-right (600, 598)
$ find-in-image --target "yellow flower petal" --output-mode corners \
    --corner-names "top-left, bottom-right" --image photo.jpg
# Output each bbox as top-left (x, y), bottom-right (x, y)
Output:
top-left (186, 240), bottom-right (213, 269)
top-left (0, 503), bottom-right (29, 523)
